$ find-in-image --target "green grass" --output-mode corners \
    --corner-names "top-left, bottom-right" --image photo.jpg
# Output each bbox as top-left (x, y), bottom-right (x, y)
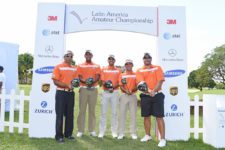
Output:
top-left (188, 88), bottom-right (225, 100)
top-left (0, 86), bottom-right (224, 150)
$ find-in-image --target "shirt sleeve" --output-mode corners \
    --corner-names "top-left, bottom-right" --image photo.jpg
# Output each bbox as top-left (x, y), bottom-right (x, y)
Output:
top-left (76, 65), bottom-right (81, 76)
top-left (96, 65), bottom-right (101, 75)
top-left (73, 66), bottom-right (78, 79)
top-left (136, 69), bottom-right (144, 84)
top-left (52, 65), bottom-right (60, 80)
top-left (100, 68), bottom-right (105, 81)
top-left (156, 66), bottom-right (165, 81)
top-left (118, 74), bottom-right (122, 86)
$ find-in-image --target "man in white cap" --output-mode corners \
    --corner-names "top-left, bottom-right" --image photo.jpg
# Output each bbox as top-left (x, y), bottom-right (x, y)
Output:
top-left (76, 50), bottom-right (101, 137)
top-left (118, 59), bottom-right (138, 140)
top-left (52, 50), bottom-right (77, 143)
top-left (98, 54), bottom-right (121, 138)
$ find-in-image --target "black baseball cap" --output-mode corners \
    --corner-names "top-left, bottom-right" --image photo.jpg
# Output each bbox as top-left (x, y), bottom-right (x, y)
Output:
top-left (85, 50), bottom-right (92, 55)
top-left (143, 52), bottom-right (152, 59)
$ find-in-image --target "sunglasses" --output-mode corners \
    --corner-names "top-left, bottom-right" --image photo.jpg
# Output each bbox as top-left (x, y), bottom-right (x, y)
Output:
top-left (65, 55), bottom-right (73, 58)
top-left (108, 58), bottom-right (115, 60)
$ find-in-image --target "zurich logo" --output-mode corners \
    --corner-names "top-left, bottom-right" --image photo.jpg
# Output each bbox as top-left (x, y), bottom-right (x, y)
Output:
top-left (35, 66), bottom-right (54, 74)
top-left (164, 69), bottom-right (185, 78)
top-left (163, 32), bottom-right (171, 40)
top-left (42, 29), bottom-right (50, 36)
top-left (171, 104), bottom-right (177, 111)
top-left (41, 101), bottom-right (47, 108)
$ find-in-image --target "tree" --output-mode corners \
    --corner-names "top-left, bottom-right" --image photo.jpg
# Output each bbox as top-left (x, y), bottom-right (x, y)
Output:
top-left (18, 53), bottom-right (33, 84)
top-left (188, 66), bottom-right (216, 90)
top-left (188, 70), bottom-right (199, 88)
top-left (202, 45), bottom-right (225, 85)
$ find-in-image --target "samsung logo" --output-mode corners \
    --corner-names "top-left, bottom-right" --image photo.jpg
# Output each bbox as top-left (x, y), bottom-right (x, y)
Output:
top-left (164, 69), bottom-right (185, 78)
top-left (35, 66), bottom-right (54, 74)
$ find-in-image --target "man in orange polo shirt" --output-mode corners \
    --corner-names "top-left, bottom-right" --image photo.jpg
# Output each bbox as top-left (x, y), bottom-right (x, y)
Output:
top-left (52, 50), bottom-right (77, 143)
top-left (98, 54), bottom-right (121, 138)
top-left (136, 53), bottom-right (166, 147)
top-left (118, 59), bottom-right (138, 140)
top-left (76, 50), bottom-right (101, 137)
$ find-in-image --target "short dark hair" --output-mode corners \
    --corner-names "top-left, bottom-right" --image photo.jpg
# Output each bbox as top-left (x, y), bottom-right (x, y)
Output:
top-left (0, 66), bottom-right (4, 72)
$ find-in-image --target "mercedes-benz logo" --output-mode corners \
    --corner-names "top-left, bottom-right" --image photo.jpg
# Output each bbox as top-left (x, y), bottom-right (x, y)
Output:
top-left (168, 49), bottom-right (177, 57)
top-left (45, 45), bottom-right (53, 54)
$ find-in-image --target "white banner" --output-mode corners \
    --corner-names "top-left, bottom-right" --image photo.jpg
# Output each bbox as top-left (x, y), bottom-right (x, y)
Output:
top-left (0, 42), bottom-right (18, 112)
top-left (65, 5), bottom-right (157, 36)
top-left (157, 6), bottom-right (189, 140)
top-left (29, 3), bottom-right (65, 138)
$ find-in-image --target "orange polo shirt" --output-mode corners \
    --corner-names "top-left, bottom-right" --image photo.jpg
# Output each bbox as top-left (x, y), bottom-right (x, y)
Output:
top-left (136, 65), bottom-right (165, 90)
top-left (77, 62), bottom-right (101, 87)
top-left (52, 62), bottom-right (77, 88)
top-left (101, 66), bottom-right (121, 90)
top-left (119, 71), bottom-right (137, 93)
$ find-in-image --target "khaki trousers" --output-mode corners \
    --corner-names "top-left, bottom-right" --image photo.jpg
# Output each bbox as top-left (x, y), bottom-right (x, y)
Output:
top-left (77, 87), bottom-right (98, 132)
top-left (118, 93), bottom-right (137, 135)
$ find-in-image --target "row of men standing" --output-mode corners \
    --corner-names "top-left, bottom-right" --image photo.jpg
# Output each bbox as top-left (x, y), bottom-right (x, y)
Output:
top-left (51, 50), bottom-right (166, 147)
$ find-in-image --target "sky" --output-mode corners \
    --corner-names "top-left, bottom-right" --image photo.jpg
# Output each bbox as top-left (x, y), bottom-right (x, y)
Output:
top-left (0, 0), bottom-right (225, 73)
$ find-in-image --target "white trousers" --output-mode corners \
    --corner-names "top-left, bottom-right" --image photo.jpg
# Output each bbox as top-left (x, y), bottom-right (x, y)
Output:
top-left (99, 90), bottom-right (119, 135)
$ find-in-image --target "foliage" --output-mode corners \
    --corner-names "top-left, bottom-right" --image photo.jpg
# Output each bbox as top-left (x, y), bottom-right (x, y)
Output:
top-left (215, 83), bottom-right (225, 89)
top-left (202, 45), bottom-right (225, 85)
top-left (18, 53), bottom-right (33, 84)
top-left (188, 70), bottom-right (199, 88)
top-left (188, 67), bottom-right (216, 90)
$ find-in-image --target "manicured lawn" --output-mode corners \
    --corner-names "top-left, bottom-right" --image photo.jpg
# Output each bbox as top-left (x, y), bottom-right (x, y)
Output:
top-left (0, 85), bottom-right (223, 150)
top-left (188, 88), bottom-right (225, 100)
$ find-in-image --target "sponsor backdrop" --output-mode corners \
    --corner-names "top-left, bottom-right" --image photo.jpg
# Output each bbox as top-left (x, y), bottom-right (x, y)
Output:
top-left (0, 42), bottom-right (18, 112)
top-left (31, 3), bottom-right (188, 140)
top-left (158, 6), bottom-right (189, 140)
top-left (29, 3), bottom-right (65, 138)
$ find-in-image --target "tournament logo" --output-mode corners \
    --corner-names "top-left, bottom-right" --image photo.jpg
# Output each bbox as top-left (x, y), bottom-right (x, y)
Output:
top-left (42, 83), bottom-right (50, 93)
top-left (70, 11), bottom-right (88, 24)
top-left (170, 86), bottom-right (178, 96)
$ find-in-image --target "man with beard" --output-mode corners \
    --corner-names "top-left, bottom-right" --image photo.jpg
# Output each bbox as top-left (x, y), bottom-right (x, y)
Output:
top-left (136, 53), bottom-right (166, 147)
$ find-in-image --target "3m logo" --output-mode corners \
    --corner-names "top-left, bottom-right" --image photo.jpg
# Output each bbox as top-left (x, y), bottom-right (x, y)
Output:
top-left (48, 16), bottom-right (57, 21)
top-left (167, 19), bottom-right (176, 24)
